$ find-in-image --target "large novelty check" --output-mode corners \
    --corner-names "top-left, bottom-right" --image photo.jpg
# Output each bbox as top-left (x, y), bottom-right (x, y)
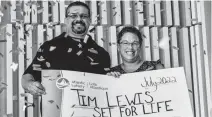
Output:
top-left (42, 67), bottom-right (193, 117)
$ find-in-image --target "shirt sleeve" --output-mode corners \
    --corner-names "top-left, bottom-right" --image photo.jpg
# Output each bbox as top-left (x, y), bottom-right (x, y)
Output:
top-left (23, 42), bottom-right (48, 82)
top-left (94, 47), bottom-right (111, 74)
top-left (155, 59), bottom-right (164, 69)
top-left (88, 45), bottom-right (111, 74)
top-left (100, 49), bottom-right (111, 68)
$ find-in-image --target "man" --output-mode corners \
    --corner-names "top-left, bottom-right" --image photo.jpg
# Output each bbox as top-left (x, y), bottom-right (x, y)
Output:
top-left (22, 1), bottom-right (111, 96)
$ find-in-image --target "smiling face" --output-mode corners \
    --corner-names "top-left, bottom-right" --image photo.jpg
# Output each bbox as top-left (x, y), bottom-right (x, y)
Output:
top-left (65, 5), bottom-right (91, 39)
top-left (118, 32), bottom-right (141, 63)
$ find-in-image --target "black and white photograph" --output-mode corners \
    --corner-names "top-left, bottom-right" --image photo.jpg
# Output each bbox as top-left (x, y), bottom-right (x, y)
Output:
top-left (0, 0), bottom-right (211, 117)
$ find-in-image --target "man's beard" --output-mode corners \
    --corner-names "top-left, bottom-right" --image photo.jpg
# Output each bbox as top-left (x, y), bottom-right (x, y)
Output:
top-left (71, 20), bottom-right (87, 34)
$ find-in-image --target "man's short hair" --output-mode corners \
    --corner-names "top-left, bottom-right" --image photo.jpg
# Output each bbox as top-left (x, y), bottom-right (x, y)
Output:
top-left (117, 26), bottom-right (143, 45)
top-left (65, 1), bottom-right (91, 17)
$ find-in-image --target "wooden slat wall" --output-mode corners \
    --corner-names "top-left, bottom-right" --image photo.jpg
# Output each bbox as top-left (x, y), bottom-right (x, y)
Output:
top-left (17, 24), bottom-right (25, 117)
top-left (0, 2), bottom-right (1, 23)
top-left (122, 1), bottom-right (133, 25)
top-left (108, 26), bottom-right (118, 67)
top-left (23, 0), bottom-right (30, 24)
top-left (199, 2), bottom-right (212, 116)
top-left (31, 0), bottom-right (37, 24)
top-left (99, 0), bottom-right (108, 25)
top-left (59, 1), bottom-right (65, 24)
top-left (178, 27), bottom-right (194, 111)
top-left (159, 27), bottom-right (171, 68)
top-left (154, 1), bottom-right (161, 26)
top-left (150, 27), bottom-right (160, 61)
top-left (141, 27), bottom-right (151, 61)
top-left (25, 25), bottom-right (33, 117)
top-left (161, 1), bottom-right (173, 26)
top-left (6, 24), bottom-right (13, 116)
top-left (190, 26), bottom-right (201, 117)
top-left (90, 1), bottom-right (98, 25)
top-left (195, 24), bottom-right (207, 117)
top-left (172, 0), bottom-right (180, 26)
top-left (169, 27), bottom-right (179, 67)
top-left (179, 1), bottom-right (192, 26)
top-left (0, 1), bottom-right (211, 117)
top-left (111, 0), bottom-right (122, 26)
top-left (41, 1), bottom-right (48, 24)
top-left (144, 1), bottom-right (155, 26)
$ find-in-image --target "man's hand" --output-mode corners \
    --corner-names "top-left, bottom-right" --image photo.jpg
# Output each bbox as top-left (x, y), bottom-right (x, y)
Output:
top-left (106, 72), bottom-right (121, 78)
top-left (22, 74), bottom-right (46, 96)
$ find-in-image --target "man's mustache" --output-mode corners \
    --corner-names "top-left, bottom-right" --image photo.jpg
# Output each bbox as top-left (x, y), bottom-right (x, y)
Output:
top-left (72, 20), bottom-right (86, 26)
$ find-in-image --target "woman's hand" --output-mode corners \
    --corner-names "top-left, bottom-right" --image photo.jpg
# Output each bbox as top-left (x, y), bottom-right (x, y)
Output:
top-left (106, 72), bottom-right (121, 78)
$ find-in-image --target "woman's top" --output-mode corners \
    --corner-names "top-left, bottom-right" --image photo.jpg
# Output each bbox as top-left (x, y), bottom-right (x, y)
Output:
top-left (108, 59), bottom-right (163, 74)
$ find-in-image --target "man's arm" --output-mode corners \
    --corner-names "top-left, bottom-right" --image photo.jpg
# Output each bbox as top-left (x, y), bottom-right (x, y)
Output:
top-left (22, 42), bottom-right (48, 95)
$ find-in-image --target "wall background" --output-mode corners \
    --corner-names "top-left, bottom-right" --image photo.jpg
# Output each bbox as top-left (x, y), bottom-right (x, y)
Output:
top-left (0, 1), bottom-right (211, 117)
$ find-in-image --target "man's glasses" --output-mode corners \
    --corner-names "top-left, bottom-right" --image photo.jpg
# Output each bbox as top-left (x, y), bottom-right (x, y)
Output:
top-left (119, 41), bottom-right (140, 48)
top-left (67, 14), bottom-right (89, 19)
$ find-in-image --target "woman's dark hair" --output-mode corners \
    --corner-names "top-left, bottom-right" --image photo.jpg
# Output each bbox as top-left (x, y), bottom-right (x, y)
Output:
top-left (65, 1), bottom-right (91, 17)
top-left (117, 26), bottom-right (143, 45)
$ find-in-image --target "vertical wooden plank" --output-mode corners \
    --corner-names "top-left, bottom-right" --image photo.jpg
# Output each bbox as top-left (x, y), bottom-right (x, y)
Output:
top-left (95, 26), bottom-right (104, 48)
top-left (55, 25), bottom-right (61, 37)
top-left (169, 27), bottom-right (179, 67)
top-left (194, 25), bottom-right (206, 117)
top-left (37, 25), bottom-right (44, 48)
top-left (141, 27), bottom-right (151, 61)
top-left (178, 27), bottom-right (194, 111)
top-left (0, 25), bottom-right (6, 117)
top-left (211, 3), bottom-right (212, 116)
top-left (10, 1), bottom-right (16, 23)
top-left (150, 27), bottom-right (159, 61)
top-left (179, 1), bottom-right (191, 26)
top-left (52, 1), bottom-right (59, 23)
top-left (88, 26), bottom-right (95, 40)
top-left (144, 1), bottom-right (155, 26)
top-left (133, 1), bottom-right (144, 26)
top-left (200, 2), bottom-right (212, 117)
top-left (95, 26), bottom-right (108, 51)
top-left (116, 26), bottom-right (124, 65)
top-left (18, 24), bottom-right (25, 117)
top-left (0, 1), bottom-right (1, 23)
top-left (189, 26), bottom-right (200, 117)
top-left (159, 27), bottom-right (171, 68)
top-left (108, 26), bottom-right (118, 67)
top-left (90, 1), bottom-right (98, 25)
top-left (6, 24), bottom-right (13, 115)
top-left (23, 0), bottom-right (31, 24)
top-left (154, 1), bottom-right (162, 26)
top-left (31, 0), bottom-right (37, 24)
top-left (111, 0), bottom-right (122, 26)
top-left (122, 1), bottom-right (133, 25)
top-left (172, 0), bottom-right (180, 26)
top-left (196, 1), bottom-right (202, 23)
top-left (25, 25), bottom-right (33, 117)
top-left (191, 1), bottom-right (198, 25)
top-left (59, 1), bottom-right (65, 24)
top-left (99, 0), bottom-right (108, 25)
top-left (42, 1), bottom-right (48, 24)
top-left (161, 1), bottom-right (172, 26)
top-left (34, 25), bottom-right (45, 117)
top-left (47, 25), bottom-right (53, 41)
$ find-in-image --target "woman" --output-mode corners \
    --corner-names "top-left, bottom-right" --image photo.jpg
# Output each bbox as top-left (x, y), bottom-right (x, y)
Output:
top-left (107, 26), bottom-right (164, 77)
